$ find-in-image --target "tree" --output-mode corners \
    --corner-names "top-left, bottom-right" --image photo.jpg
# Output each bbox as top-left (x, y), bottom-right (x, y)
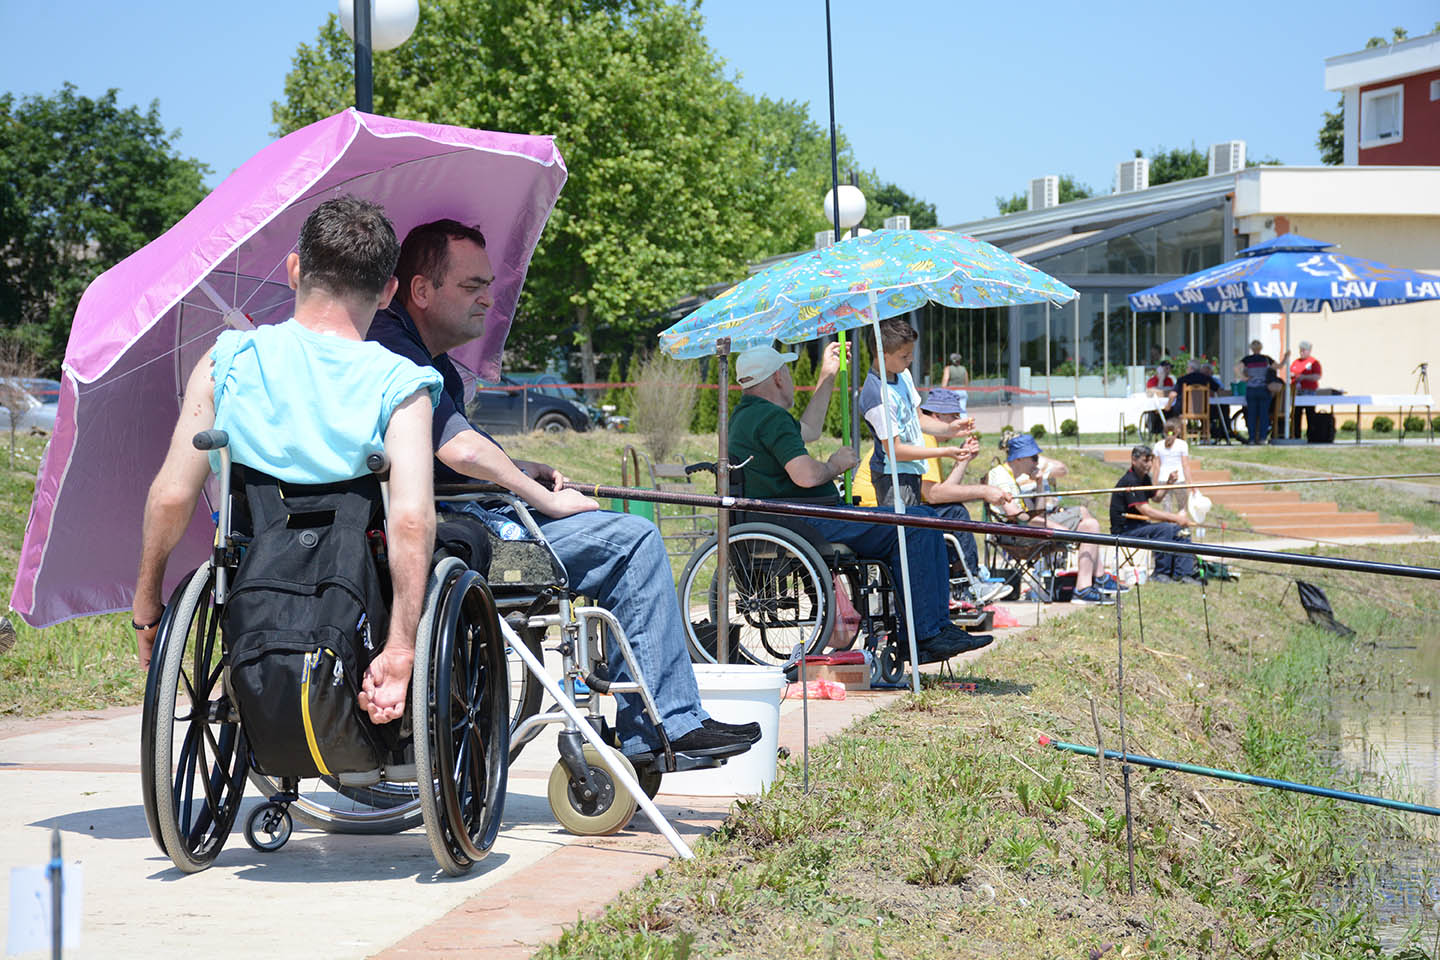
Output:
top-left (275, 0), bottom-right (836, 384)
top-left (0, 86), bottom-right (210, 373)
top-left (1146, 145), bottom-right (1208, 186)
top-left (861, 179), bottom-right (938, 230)
top-left (994, 176), bottom-right (1092, 215)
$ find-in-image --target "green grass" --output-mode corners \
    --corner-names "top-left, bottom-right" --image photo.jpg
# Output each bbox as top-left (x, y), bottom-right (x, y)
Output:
top-left (537, 548), bottom-right (1440, 958)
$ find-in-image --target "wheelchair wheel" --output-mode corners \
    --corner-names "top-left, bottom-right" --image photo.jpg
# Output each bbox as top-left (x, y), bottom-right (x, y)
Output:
top-left (678, 524), bottom-right (834, 668)
top-left (415, 566), bottom-right (510, 877)
top-left (141, 565), bottom-right (249, 873)
top-left (506, 623), bottom-right (546, 764)
top-left (243, 801), bottom-right (293, 852)
top-left (547, 744), bottom-right (639, 836)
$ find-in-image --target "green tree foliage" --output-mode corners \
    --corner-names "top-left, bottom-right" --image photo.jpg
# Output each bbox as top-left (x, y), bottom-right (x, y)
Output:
top-left (994, 176), bottom-right (1092, 215)
top-left (789, 347), bottom-right (815, 420)
top-left (862, 179), bottom-right (938, 230)
top-left (0, 85), bottom-right (210, 373)
top-left (274, 0), bottom-right (848, 382)
top-left (1317, 98), bottom-right (1345, 165)
top-left (1146, 145), bottom-right (1208, 186)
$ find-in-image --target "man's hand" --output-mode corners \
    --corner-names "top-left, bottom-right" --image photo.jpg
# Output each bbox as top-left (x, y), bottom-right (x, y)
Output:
top-left (1002, 498), bottom-right (1024, 517)
top-left (1166, 471), bottom-right (1179, 485)
top-left (949, 437), bottom-right (981, 461)
top-left (828, 445), bottom-right (859, 474)
top-left (818, 341), bottom-right (847, 381)
top-left (358, 645), bottom-right (414, 724)
top-left (980, 485), bottom-right (1013, 508)
top-left (541, 487), bottom-right (600, 518)
top-left (526, 461), bottom-right (569, 491)
top-left (133, 613), bottom-right (161, 671)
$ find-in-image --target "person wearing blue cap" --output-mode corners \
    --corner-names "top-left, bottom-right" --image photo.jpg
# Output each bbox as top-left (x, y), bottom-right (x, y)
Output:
top-left (985, 433), bottom-right (1114, 604)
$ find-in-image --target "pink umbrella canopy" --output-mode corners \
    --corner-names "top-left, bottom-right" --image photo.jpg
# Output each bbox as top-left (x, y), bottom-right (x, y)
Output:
top-left (12, 109), bottom-right (567, 626)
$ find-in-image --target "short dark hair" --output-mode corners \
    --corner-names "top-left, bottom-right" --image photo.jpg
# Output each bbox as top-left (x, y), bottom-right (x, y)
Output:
top-left (1131, 443), bottom-right (1153, 459)
top-left (396, 219), bottom-right (488, 306)
top-left (296, 196), bottom-right (399, 299)
top-left (873, 316), bottom-right (918, 355)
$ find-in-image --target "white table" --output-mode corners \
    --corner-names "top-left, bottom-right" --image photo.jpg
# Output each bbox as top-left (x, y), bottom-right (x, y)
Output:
top-left (1293, 393), bottom-right (1435, 443)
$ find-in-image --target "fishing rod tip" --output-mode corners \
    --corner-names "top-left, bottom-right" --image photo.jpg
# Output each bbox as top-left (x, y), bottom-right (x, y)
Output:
top-left (1038, 734), bottom-right (1052, 746)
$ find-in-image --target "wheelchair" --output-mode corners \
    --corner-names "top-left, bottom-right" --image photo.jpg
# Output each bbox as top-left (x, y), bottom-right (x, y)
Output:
top-left (140, 431), bottom-right (509, 876)
top-left (436, 484), bottom-right (724, 851)
top-left (675, 463), bottom-right (989, 685)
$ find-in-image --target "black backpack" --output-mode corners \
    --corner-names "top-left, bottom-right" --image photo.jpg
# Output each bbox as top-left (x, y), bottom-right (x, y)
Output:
top-left (222, 469), bottom-right (393, 779)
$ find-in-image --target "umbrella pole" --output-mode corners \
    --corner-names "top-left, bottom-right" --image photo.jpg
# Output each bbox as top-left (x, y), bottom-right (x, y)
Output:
top-left (715, 338), bottom-right (731, 666)
top-left (868, 293), bottom-right (922, 694)
top-left (838, 331), bottom-right (851, 501)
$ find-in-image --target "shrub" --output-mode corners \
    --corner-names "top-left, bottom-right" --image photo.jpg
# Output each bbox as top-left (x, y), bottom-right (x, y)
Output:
top-left (1371, 416), bottom-right (1394, 434)
top-left (1060, 418), bottom-right (1078, 437)
top-left (1339, 419), bottom-right (1357, 432)
top-left (1029, 423), bottom-right (1046, 439)
top-left (632, 351), bottom-right (698, 462)
top-left (1124, 424), bottom-right (1138, 436)
top-left (1403, 415), bottom-right (1427, 434)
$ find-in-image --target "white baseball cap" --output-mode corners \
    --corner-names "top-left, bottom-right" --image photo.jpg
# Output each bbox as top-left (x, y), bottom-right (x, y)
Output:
top-left (735, 345), bottom-right (799, 387)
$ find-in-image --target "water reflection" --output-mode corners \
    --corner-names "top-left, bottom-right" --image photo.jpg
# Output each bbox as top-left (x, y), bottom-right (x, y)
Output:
top-left (1327, 639), bottom-right (1440, 947)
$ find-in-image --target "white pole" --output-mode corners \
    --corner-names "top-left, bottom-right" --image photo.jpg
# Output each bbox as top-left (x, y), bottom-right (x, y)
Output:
top-left (868, 291), bottom-right (922, 694)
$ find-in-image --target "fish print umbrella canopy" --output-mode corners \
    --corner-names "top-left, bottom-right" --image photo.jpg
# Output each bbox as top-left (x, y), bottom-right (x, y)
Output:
top-left (1129, 233), bottom-right (1440, 314)
top-left (660, 229), bottom-right (1076, 358)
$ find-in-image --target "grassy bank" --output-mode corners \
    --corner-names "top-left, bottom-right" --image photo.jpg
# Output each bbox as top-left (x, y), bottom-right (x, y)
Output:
top-left (539, 549), bottom-right (1440, 959)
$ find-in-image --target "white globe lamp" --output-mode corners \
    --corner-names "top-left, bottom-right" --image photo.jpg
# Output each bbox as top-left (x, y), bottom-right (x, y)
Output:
top-left (340, 0), bottom-right (420, 51)
top-left (822, 184), bottom-right (867, 232)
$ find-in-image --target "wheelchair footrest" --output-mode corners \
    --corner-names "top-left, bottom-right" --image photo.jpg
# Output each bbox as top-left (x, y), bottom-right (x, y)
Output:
top-left (637, 751), bottom-right (729, 776)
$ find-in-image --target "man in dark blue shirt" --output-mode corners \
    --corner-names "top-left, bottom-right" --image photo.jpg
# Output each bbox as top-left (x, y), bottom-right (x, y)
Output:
top-left (369, 219), bottom-right (754, 764)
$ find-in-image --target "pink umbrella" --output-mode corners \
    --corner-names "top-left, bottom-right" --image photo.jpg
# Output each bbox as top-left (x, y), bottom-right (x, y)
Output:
top-left (12, 109), bottom-right (566, 626)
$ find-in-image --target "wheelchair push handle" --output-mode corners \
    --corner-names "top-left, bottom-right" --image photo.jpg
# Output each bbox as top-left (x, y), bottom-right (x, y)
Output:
top-left (192, 429), bottom-right (230, 451)
top-left (684, 461), bottom-right (717, 476)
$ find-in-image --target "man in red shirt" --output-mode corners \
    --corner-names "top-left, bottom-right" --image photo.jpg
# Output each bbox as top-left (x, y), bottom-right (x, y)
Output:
top-left (1290, 340), bottom-right (1322, 437)
top-left (1145, 360), bottom-right (1174, 390)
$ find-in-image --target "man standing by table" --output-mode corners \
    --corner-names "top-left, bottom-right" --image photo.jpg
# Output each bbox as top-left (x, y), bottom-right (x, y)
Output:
top-left (1290, 341), bottom-right (1322, 438)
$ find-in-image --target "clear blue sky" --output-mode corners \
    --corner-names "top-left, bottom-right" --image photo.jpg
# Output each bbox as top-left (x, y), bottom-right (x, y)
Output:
top-left (2, 1), bottom-right (1435, 226)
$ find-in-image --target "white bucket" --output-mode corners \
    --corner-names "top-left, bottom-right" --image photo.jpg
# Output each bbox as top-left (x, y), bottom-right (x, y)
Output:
top-left (658, 663), bottom-right (786, 797)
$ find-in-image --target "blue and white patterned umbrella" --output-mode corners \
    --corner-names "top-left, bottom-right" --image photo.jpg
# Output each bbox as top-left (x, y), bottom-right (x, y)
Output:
top-left (1129, 233), bottom-right (1440, 314)
top-left (660, 228), bottom-right (1076, 358)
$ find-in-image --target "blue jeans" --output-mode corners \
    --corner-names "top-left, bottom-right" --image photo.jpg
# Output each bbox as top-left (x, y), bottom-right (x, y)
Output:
top-left (449, 503), bottom-right (705, 754)
top-left (805, 506), bottom-right (950, 641)
top-left (932, 503), bottom-right (981, 576)
top-left (1245, 385), bottom-right (1272, 444)
top-left (1122, 522), bottom-right (1195, 579)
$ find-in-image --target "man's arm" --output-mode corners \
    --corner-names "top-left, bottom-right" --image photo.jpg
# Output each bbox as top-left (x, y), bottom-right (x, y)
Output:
top-left (437, 429), bottom-right (597, 517)
top-left (133, 358), bottom-right (218, 667)
top-left (784, 446), bottom-right (858, 489)
top-left (358, 391), bottom-right (435, 724)
top-left (917, 411), bottom-right (973, 440)
top-left (799, 342), bottom-right (844, 443)
top-left (1134, 494), bottom-right (1188, 525)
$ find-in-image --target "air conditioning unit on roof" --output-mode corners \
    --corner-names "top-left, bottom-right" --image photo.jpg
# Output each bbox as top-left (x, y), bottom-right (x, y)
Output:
top-left (1114, 157), bottom-right (1149, 194)
top-left (883, 214), bottom-right (911, 231)
top-left (1028, 175), bottom-right (1059, 211)
top-left (814, 230), bottom-right (835, 250)
top-left (1207, 140), bottom-right (1246, 176)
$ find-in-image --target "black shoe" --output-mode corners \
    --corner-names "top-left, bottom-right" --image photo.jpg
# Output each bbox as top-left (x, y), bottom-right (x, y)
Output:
top-left (929, 622), bottom-right (994, 655)
top-left (1149, 573), bottom-right (1173, 583)
top-left (1174, 575), bottom-right (1203, 585)
top-left (626, 726), bottom-right (753, 767)
top-left (702, 717), bottom-right (762, 743)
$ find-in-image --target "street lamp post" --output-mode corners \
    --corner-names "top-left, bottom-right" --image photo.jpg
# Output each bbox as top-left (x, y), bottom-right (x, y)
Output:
top-left (820, 182), bottom-right (867, 488)
top-left (339, 0), bottom-right (421, 111)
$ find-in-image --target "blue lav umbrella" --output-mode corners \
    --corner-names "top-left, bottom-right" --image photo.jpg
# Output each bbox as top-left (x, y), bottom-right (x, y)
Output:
top-left (1128, 233), bottom-right (1440, 314)
top-left (659, 229), bottom-right (1076, 690)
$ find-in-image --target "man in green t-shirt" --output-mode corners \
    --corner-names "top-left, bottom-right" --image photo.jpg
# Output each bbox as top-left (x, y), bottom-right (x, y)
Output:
top-left (728, 344), bottom-right (991, 663)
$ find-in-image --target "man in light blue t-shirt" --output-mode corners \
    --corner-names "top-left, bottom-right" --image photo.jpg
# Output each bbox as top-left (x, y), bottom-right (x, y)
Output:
top-left (133, 197), bottom-right (441, 725)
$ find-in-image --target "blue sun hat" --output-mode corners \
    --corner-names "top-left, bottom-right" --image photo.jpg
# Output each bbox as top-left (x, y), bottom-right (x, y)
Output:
top-left (919, 388), bottom-right (966, 415)
top-left (1006, 433), bottom-right (1042, 462)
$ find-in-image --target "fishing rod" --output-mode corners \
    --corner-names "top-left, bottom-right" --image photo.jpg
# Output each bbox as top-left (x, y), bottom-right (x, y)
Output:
top-left (1031, 472), bottom-right (1440, 500)
top-left (431, 480), bottom-right (1440, 582)
top-left (1039, 736), bottom-right (1440, 818)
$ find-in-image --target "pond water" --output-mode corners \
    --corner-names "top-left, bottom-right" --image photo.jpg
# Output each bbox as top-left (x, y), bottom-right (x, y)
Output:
top-left (1325, 637), bottom-right (1440, 946)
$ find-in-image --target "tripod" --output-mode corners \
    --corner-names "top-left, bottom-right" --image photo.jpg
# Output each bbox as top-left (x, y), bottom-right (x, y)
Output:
top-left (1407, 363), bottom-right (1431, 440)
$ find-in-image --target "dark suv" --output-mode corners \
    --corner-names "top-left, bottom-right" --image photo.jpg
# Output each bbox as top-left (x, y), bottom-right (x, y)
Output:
top-left (467, 375), bottom-right (593, 434)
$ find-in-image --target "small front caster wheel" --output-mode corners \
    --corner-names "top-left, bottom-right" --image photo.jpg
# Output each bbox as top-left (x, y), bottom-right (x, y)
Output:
top-left (244, 801), bottom-right (293, 852)
top-left (547, 744), bottom-right (638, 836)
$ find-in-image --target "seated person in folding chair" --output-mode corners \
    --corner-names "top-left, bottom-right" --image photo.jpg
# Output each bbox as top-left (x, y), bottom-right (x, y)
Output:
top-left (728, 343), bottom-right (990, 663)
top-left (132, 196), bottom-right (442, 724)
top-left (984, 434), bottom-right (1117, 604)
top-left (1109, 444), bottom-right (1198, 584)
top-left (367, 218), bottom-right (755, 766)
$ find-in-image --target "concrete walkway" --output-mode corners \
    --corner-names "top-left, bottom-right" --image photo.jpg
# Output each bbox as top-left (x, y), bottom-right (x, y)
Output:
top-left (0, 605), bottom-right (1066, 960)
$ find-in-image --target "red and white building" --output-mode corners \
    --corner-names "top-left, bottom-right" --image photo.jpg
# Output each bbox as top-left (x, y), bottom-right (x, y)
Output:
top-left (1325, 32), bottom-right (1440, 166)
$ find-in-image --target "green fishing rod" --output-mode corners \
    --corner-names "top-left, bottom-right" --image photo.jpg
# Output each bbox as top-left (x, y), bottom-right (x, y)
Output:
top-left (1039, 736), bottom-right (1440, 817)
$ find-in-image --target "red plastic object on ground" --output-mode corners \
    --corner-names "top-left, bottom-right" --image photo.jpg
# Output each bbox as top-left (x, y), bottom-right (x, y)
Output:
top-left (987, 605), bottom-right (1021, 628)
top-left (803, 650), bottom-right (866, 666)
top-left (784, 679), bottom-right (847, 701)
